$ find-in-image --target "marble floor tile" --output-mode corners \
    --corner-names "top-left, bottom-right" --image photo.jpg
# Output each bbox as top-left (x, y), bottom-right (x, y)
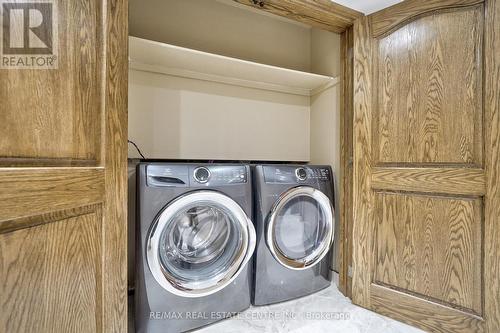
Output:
top-left (194, 284), bottom-right (425, 333)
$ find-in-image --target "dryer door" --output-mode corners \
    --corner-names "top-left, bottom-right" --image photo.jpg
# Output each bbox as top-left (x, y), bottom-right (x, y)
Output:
top-left (266, 186), bottom-right (334, 270)
top-left (147, 190), bottom-right (255, 298)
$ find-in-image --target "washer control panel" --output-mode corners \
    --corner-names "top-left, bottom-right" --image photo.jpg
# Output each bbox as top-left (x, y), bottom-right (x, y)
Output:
top-left (146, 164), bottom-right (248, 187)
top-left (263, 165), bottom-right (331, 184)
top-left (193, 165), bottom-right (248, 186)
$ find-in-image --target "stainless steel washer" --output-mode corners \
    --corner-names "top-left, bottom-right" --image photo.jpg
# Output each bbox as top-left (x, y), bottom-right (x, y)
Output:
top-left (252, 165), bottom-right (335, 305)
top-left (135, 163), bottom-right (255, 333)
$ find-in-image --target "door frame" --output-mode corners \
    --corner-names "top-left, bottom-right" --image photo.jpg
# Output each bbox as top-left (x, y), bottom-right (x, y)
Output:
top-left (338, 25), bottom-right (355, 297)
top-left (101, 0), bottom-right (129, 330)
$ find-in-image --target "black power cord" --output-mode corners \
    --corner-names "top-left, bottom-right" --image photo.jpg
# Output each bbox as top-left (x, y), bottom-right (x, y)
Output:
top-left (128, 140), bottom-right (146, 159)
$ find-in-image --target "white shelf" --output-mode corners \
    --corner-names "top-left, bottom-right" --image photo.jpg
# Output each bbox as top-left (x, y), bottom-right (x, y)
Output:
top-left (129, 37), bottom-right (339, 96)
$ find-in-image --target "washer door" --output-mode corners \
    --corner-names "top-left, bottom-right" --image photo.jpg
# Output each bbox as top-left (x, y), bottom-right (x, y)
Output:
top-left (266, 186), bottom-right (334, 270)
top-left (147, 191), bottom-right (256, 298)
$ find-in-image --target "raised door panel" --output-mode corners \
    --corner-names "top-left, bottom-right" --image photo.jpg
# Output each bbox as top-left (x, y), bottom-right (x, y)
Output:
top-left (374, 193), bottom-right (482, 314)
top-left (375, 6), bottom-right (483, 165)
top-left (0, 208), bottom-right (101, 333)
top-left (0, 0), bottom-right (104, 164)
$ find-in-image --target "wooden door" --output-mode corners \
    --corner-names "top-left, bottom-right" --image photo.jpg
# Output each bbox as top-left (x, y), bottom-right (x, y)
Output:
top-left (352, 0), bottom-right (500, 332)
top-left (0, 0), bottom-right (127, 332)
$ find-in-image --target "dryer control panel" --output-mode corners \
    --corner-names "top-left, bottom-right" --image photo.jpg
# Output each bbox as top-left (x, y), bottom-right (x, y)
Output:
top-left (146, 164), bottom-right (248, 187)
top-left (263, 165), bottom-right (331, 184)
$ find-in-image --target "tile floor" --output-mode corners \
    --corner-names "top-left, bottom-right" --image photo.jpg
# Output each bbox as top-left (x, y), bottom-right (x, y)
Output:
top-left (194, 284), bottom-right (424, 333)
top-left (129, 282), bottom-right (425, 333)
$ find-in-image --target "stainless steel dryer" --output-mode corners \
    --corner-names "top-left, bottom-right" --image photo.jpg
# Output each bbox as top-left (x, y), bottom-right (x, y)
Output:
top-left (252, 165), bottom-right (335, 306)
top-left (136, 163), bottom-right (256, 333)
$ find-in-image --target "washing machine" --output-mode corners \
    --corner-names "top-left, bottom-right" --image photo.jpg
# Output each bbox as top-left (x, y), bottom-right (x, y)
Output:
top-left (252, 164), bottom-right (335, 306)
top-left (135, 163), bottom-right (256, 333)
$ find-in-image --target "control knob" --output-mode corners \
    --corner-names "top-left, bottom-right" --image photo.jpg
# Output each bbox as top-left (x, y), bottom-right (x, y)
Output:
top-left (295, 168), bottom-right (307, 181)
top-left (194, 167), bottom-right (211, 183)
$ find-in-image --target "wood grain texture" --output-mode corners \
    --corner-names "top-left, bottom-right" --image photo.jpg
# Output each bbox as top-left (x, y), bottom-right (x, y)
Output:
top-left (372, 168), bottom-right (486, 196)
top-left (0, 0), bottom-right (104, 165)
top-left (0, 210), bottom-right (102, 333)
top-left (339, 26), bottom-right (354, 297)
top-left (370, 0), bottom-right (484, 37)
top-left (374, 193), bottom-right (482, 313)
top-left (0, 0), bottom-right (128, 331)
top-left (484, 0), bottom-right (500, 331)
top-left (232, 0), bottom-right (362, 33)
top-left (351, 16), bottom-right (374, 308)
top-left (101, 0), bottom-right (128, 331)
top-left (0, 168), bottom-right (104, 224)
top-left (371, 284), bottom-right (485, 333)
top-left (352, 1), bottom-right (500, 331)
top-left (375, 6), bottom-right (483, 165)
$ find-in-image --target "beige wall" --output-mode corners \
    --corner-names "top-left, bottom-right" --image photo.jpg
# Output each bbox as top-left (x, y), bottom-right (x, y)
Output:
top-left (129, 0), bottom-right (312, 72)
top-left (128, 70), bottom-right (310, 161)
top-left (311, 29), bottom-right (341, 77)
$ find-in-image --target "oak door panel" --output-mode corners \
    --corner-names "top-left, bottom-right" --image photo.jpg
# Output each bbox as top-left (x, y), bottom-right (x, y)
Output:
top-left (0, 0), bottom-right (103, 164)
top-left (0, 0), bottom-right (127, 331)
top-left (376, 6), bottom-right (483, 165)
top-left (0, 209), bottom-right (101, 333)
top-left (374, 193), bottom-right (482, 314)
top-left (352, 0), bottom-right (500, 331)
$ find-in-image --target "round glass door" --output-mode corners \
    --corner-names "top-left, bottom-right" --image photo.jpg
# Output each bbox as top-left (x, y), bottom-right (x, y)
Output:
top-left (147, 191), bottom-right (255, 297)
top-left (266, 186), bottom-right (334, 270)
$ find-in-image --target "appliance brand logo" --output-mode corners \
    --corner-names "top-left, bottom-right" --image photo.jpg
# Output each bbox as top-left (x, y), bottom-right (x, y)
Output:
top-left (0, 0), bottom-right (58, 69)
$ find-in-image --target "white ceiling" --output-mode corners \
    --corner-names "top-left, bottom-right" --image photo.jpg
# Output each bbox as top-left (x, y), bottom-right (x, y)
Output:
top-left (332, 0), bottom-right (403, 15)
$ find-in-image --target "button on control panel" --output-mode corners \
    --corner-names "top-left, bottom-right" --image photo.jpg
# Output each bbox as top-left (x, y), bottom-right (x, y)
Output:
top-left (310, 168), bottom-right (330, 181)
